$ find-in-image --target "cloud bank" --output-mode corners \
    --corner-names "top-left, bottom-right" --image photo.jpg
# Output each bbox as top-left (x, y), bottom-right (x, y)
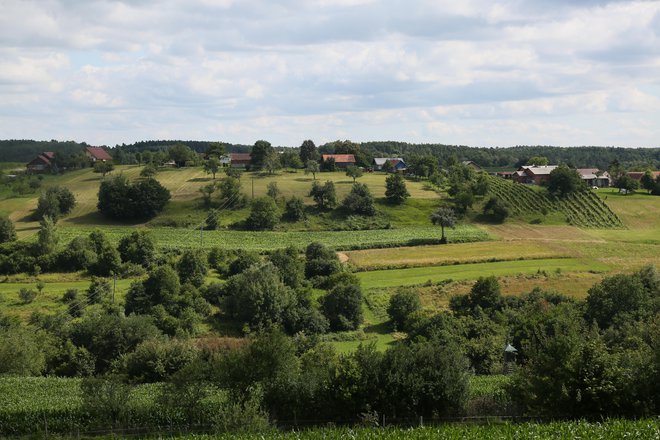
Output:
top-left (1, 0), bottom-right (659, 147)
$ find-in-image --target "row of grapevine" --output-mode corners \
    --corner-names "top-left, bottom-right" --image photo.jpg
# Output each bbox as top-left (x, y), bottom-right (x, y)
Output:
top-left (486, 177), bottom-right (623, 229)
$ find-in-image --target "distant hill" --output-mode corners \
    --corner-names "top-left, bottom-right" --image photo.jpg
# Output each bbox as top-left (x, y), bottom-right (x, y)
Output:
top-left (0, 140), bottom-right (91, 163)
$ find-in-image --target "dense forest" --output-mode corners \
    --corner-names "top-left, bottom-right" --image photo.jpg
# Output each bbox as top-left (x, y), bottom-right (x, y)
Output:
top-left (2, 139), bottom-right (658, 170)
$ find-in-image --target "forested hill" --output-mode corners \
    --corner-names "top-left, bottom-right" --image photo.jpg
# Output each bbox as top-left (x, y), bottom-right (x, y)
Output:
top-left (2, 139), bottom-right (658, 170)
top-left (355, 142), bottom-right (660, 170)
top-left (0, 140), bottom-right (90, 163)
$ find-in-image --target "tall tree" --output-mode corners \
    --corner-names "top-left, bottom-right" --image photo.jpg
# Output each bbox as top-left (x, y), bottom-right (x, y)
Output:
top-left (299, 140), bottom-right (319, 164)
top-left (305, 160), bottom-right (320, 180)
top-left (431, 207), bottom-right (456, 244)
top-left (345, 165), bottom-right (363, 182)
top-left (206, 142), bottom-right (226, 158)
top-left (547, 165), bottom-right (584, 197)
top-left (168, 143), bottom-right (195, 167)
top-left (204, 157), bottom-right (221, 180)
top-left (0, 215), bottom-right (16, 244)
top-left (640, 170), bottom-right (655, 194)
top-left (385, 173), bottom-right (410, 204)
top-left (250, 140), bottom-right (274, 169)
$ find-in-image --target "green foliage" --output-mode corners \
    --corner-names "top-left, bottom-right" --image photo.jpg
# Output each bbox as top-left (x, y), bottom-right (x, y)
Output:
top-left (140, 163), bottom-right (158, 178)
top-left (86, 277), bottom-right (111, 305)
top-left (250, 140), bottom-right (274, 169)
top-left (118, 231), bottom-right (156, 267)
top-left (120, 337), bottom-right (199, 383)
top-left (453, 191), bottom-right (474, 214)
top-left (177, 249), bottom-right (208, 288)
top-left (35, 186), bottom-right (76, 222)
top-left (341, 182), bottom-right (376, 216)
top-left (37, 215), bottom-right (58, 254)
top-left (615, 174), bottom-right (640, 193)
top-left (266, 181), bottom-right (280, 199)
top-left (309, 180), bottom-right (337, 209)
top-left (430, 207), bottom-right (456, 243)
top-left (387, 288), bottom-right (421, 330)
top-left (299, 139), bottom-right (319, 164)
top-left (246, 197), bottom-right (279, 230)
top-left (206, 142), bottom-right (226, 158)
top-left (19, 287), bottom-right (37, 304)
top-left (203, 156), bottom-right (221, 179)
top-left (585, 273), bottom-right (650, 328)
top-left (263, 150), bottom-right (281, 175)
top-left (320, 282), bottom-right (363, 331)
top-left (93, 160), bottom-right (114, 176)
top-left (407, 154), bottom-right (438, 178)
top-left (168, 143), bottom-right (195, 167)
top-left (283, 196), bottom-right (306, 221)
top-left (483, 196), bottom-right (509, 222)
top-left (217, 176), bottom-right (246, 208)
top-left (304, 242), bottom-right (341, 278)
top-left (547, 165), bottom-right (585, 197)
top-left (304, 160), bottom-right (320, 179)
top-left (346, 165), bottom-right (363, 182)
top-left (0, 215), bottom-right (16, 244)
top-left (385, 173), bottom-right (410, 204)
top-left (228, 250), bottom-right (262, 276)
top-left (224, 262), bottom-right (296, 331)
top-left (268, 246), bottom-right (304, 288)
top-left (88, 230), bottom-right (121, 276)
top-left (0, 326), bottom-right (47, 375)
top-left (527, 156), bottom-right (549, 166)
top-left (280, 150), bottom-right (303, 169)
top-left (97, 175), bottom-right (170, 220)
top-left (205, 210), bottom-right (218, 230)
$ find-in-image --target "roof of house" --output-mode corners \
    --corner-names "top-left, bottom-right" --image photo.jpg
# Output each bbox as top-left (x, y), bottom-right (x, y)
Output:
top-left (27, 152), bottom-right (54, 167)
top-left (462, 160), bottom-right (481, 168)
top-left (42, 151), bottom-right (55, 159)
top-left (518, 165), bottom-right (558, 176)
top-left (322, 154), bottom-right (356, 163)
top-left (496, 171), bottom-right (513, 176)
top-left (374, 157), bottom-right (404, 166)
top-left (627, 171), bottom-right (660, 180)
top-left (85, 146), bottom-right (113, 161)
top-left (230, 153), bottom-right (252, 162)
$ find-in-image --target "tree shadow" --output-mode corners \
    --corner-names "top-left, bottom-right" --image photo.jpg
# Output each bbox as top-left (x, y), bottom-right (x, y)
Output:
top-left (188, 177), bottom-right (213, 182)
top-left (65, 211), bottom-right (145, 226)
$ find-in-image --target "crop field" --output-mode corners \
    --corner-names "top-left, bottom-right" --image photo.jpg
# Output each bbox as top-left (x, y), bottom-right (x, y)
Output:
top-left (487, 177), bottom-right (623, 228)
top-left (55, 225), bottom-right (491, 251)
top-left (343, 241), bottom-right (570, 270)
top-left (357, 258), bottom-right (610, 289)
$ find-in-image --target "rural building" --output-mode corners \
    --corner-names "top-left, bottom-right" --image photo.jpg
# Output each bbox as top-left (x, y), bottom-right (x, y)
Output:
top-left (495, 171), bottom-right (513, 179)
top-left (218, 155), bottom-right (231, 166)
top-left (577, 169), bottom-right (610, 188)
top-left (26, 152), bottom-right (55, 173)
top-left (626, 171), bottom-right (660, 181)
top-left (229, 153), bottom-right (251, 168)
top-left (512, 165), bottom-right (558, 185)
top-left (462, 160), bottom-right (481, 171)
top-left (84, 146), bottom-right (113, 162)
top-left (373, 157), bottom-right (407, 171)
top-left (322, 154), bottom-right (356, 169)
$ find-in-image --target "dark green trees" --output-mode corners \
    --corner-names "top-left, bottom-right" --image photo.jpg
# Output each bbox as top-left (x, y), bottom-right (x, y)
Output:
top-left (98, 176), bottom-right (170, 220)
top-left (0, 215), bottom-right (16, 244)
top-left (341, 183), bottom-right (376, 216)
top-left (385, 173), bottom-right (410, 204)
top-left (250, 140), bottom-right (274, 170)
top-left (547, 165), bottom-right (585, 196)
top-left (309, 181), bottom-right (337, 209)
top-left (299, 140), bottom-right (319, 164)
top-left (36, 186), bottom-right (76, 222)
top-left (246, 197), bottom-right (279, 230)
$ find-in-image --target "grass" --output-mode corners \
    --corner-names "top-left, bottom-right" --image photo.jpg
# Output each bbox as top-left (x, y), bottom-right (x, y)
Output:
top-left (357, 258), bottom-right (610, 289)
top-left (343, 242), bottom-right (570, 271)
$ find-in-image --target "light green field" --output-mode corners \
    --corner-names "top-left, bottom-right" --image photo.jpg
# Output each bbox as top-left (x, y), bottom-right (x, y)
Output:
top-left (357, 258), bottom-right (610, 289)
top-left (55, 225), bottom-right (491, 251)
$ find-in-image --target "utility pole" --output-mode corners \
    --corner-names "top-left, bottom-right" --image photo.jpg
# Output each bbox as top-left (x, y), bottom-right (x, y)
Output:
top-left (251, 176), bottom-right (255, 200)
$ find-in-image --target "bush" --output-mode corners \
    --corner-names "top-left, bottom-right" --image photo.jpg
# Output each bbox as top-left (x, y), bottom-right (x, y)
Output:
top-left (341, 183), bottom-right (376, 216)
top-left (18, 288), bottom-right (37, 304)
top-left (87, 277), bottom-right (112, 305)
top-left (385, 173), bottom-right (410, 204)
top-left (35, 186), bottom-right (76, 222)
top-left (0, 326), bottom-right (47, 375)
top-left (309, 180), bottom-right (336, 209)
top-left (177, 249), bottom-right (208, 288)
top-left (304, 242), bottom-right (341, 278)
top-left (284, 196), bottom-right (306, 221)
top-left (320, 282), bottom-right (363, 331)
top-left (121, 337), bottom-right (199, 383)
top-left (0, 215), bottom-right (17, 244)
top-left (118, 231), bottom-right (156, 267)
top-left (217, 177), bottom-right (247, 208)
top-left (387, 289), bottom-right (422, 330)
top-left (483, 196), bottom-right (509, 222)
top-left (246, 197), bottom-right (279, 230)
top-left (227, 250), bottom-right (262, 276)
top-left (98, 175), bottom-right (170, 220)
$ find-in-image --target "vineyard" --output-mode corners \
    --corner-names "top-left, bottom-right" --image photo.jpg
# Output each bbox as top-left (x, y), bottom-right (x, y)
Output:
top-left (487, 177), bottom-right (624, 229)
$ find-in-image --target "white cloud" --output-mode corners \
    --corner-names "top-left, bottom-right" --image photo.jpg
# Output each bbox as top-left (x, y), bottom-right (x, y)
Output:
top-left (0, 0), bottom-right (659, 147)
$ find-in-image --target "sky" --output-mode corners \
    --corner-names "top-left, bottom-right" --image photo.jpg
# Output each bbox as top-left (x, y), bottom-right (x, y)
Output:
top-left (1, 0), bottom-right (659, 148)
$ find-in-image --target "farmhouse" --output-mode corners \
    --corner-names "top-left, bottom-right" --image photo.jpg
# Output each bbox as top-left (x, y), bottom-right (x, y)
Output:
top-left (462, 160), bottom-right (481, 171)
top-left (512, 165), bottom-right (558, 185)
top-left (577, 169), bottom-right (610, 188)
top-left (373, 157), bottom-right (407, 171)
top-left (26, 152), bottom-right (55, 173)
top-left (322, 154), bottom-right (356, 169)
top-left (84, 146), bottom-right (113, 162)
top-left (495, 171), bottom-right (513, 179)
top-left (229, 153), bottom-right (251, 168)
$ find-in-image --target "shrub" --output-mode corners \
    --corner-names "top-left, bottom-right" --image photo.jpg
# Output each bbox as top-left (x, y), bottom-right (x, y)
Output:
top-left (121, 337), bottom-right (199, 383)
top-left (118, 231), bottom-right (156, 267)
top-left (19, 288), bottom-right (37, 304)
top-left (284, 196), bottom-right (306, 221)
top-left (177, 249), bottom-right (208, 288)
top-left (387, 289), bottom-right (422, 330)
top-left (320, 282), bottom-right (363, 331)
top-left (246, 197), bottom-right (279, 230)
top-left (0, 215), bottom-right (17, 244)
top-left (98, 175), bottom-right (170, 220)
top-left (87, 277), bottom-right (112, 305)
top-left (309, 180), bottom-right (336, 209)
top-left (385, 173), bottom-right (410, 204)
top-left (341, 183), bottom-right (376, 216)
top-left (35, 186), bottom-right (76, 222)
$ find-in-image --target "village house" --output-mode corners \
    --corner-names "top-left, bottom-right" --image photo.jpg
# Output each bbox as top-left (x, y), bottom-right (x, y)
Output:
top-left (373, 157), bottom-right (407, 171)
top-left (84, 146), bottom-right (113, 162)
top-left (626, 171), bottom-right (660, 181)
top-left (462, 160), bottom-right (481, 171)
top-left (229, 153), bottom-right (251, 168)
top-left (26, 152), bottom-right (55, 173)
top-left (512, 165), bottom-right (558, 185)
top-left (495, 171), bottom-right (513, 179)
top-left (321, 154), bottom-right (356, 169)
top-left (577, 168), bottom-right (611, 188)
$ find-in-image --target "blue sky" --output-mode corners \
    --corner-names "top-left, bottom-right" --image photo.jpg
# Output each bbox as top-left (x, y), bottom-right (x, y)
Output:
top-left (1, 0), bottom-right (659, 147)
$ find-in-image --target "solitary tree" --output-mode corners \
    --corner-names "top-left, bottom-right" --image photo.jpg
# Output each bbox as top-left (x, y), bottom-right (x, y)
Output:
top-left (385, 173), bottom-right (410, 204)
top-left (431, 207), bottom-right (456, 244)
top-left (309, 180), bottom-right (336, 209)
top-left (547, 165), bottom-right (584, 197)
top-left (93, 161), bottom-right (114, 177)
top-left (246, 197), bottom-right (279, 230)
top-left (263, 151), bottom-right (281, 175)
top-left (250, 140), bottom-right (274, 169)
top-left (305, 160), bottom-right (320, 180)
top-left (299, 140), bottom-right (319, 164)
top-left (204, 157), bottom-right (221, 180)
top-left (345, 165), bottom-right (363, 182)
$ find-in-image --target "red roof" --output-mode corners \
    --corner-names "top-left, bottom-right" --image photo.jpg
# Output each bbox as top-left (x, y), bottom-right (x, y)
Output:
top-left (42, 151), bottom-right (55, 159)
top-left (85, 146), bottom-right (113, 161)
top-left (322, 154), bottom-right (356, 164)
top-left (627, 171), bottom-right (660, 181)
top-left (230, 153), bottom-right (252, 163)
top-left (27, 153), bottom-right (53, 167)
